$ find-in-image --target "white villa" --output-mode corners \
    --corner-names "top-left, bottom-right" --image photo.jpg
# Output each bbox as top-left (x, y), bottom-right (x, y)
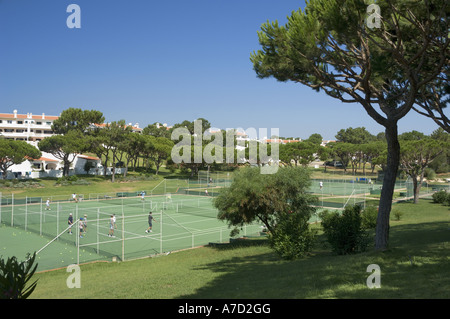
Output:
top-left (0, 110), bottom-right (104, 179)
top-left (0, 110), bottom-right (57, 143)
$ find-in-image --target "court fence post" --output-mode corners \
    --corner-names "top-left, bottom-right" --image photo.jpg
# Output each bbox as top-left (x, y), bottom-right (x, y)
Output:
top-left (76, 205), bottom-right (80, 265)
top-left (97, 208), bottom-right (100, 254)
top-left (122, 205), bottom-right (125, 261)
top-left (160, 211), bottom-right (163, 254)
top-left (25, 196), bottom-right (28, 231)
top-left (11, 193), bottom-right (14, 227)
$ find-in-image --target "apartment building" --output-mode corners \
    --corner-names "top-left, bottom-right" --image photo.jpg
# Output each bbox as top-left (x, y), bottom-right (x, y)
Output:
top-left (0, 109), bottom-right (58, 145)
top-left (0, 109), bottom-right (137, 179)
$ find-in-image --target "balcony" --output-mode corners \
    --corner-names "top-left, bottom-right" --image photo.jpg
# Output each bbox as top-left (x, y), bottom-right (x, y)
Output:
top-left (0, 120), bottom-right (52, 130)
top-left (0, 130), bottom-right (54, 140)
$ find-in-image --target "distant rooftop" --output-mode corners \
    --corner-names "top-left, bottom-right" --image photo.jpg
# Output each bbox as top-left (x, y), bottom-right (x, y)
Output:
top-left (0, 109), bottom-right (59, 120)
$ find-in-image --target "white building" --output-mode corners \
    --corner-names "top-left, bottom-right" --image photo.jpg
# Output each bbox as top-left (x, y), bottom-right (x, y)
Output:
top-left (4, 151), bottom-right (103, 180)
top-left (0, 110), bottom-right (103, 179)
top-left (0, 110), bottom-right (58, 145)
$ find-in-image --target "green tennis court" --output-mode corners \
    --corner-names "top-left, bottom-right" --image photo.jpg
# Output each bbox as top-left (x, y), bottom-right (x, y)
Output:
top-left (1, 194), bottom-right (263, 272)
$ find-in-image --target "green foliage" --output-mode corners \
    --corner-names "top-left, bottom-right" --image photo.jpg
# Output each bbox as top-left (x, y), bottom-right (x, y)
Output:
top-left (250, 0), bottom-right (448, 251)
top-left (392, 209), bottom-right (404, 221)
top-left (214, 166), bottom-right (317, 259)
top-left (305, 133), bottom-right (323, 145)
top-left (361, 206), bottom-right (378, 229)
top-left (55, 175), bottom-right (90, 186)
top-left (398, 130), bottom-right (427, 141)
top-left (51, 108), bottom-right (104, 135)
top-left (268, 212), bottom-right (317, 260)
top-left (214, 166), bottom-right (316, 233)
top-left (320, 205), bottom-right (371, 255)
top-left (432, 190), bottom-right (449, 204)
top-left (84, 161), bottom-right (97, 174)
top-left (0, 253), bottom-right (38, 299)
top-left (429, 128), bottom-right (450, 173)
top-left (400, 137), bottom-right (448, 203)
top-left (142, 122), bottom-right (171, 138)
top-left (335, 127), bottom-right (375, 145)
top-left (115, 174), bottom-right (159, 182)
top-left (279, 141), bottom-right (320, 167)
top-left (424, 168), bottom-right (436, 180)
top-left (0, 139), bottom-right (42, 178)
top-left (38, 132), bottom-right (86, 176)
top-left (0, 180), bottom-right (45, 189)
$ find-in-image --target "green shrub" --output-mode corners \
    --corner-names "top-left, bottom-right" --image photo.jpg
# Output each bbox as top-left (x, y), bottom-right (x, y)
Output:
top-left (0, 180), bottom-right (44, 189)
top-left (269, 212), bottom-right (317, 260)
top-left (320, 205), bottom-right (371, 255)
top-left (432, 190), bottom-right (448, 204)
top-left (55, 176), bottom-right (90, 186)
top-left (445, 193), bottom-right (450, 206)
top-left (424, 168), bottom-right (436, 180)
top-left (361, 206), bottom-right (378, 229)
top-left (0, 253), bottom-right (38, 299)
top-left (392, 209), bottom-right (404, 221)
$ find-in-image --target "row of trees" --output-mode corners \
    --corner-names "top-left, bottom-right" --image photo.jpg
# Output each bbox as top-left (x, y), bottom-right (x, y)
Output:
top-left (2, 107), bottom-right (448, 200)
top-left (278, 126), bottom-right (449, 205)
top-left (0, 139), bottom-right (42, 179)
top-left (36, 109), bottom-right (246, 181)
top-left (36, 109), bottom-right (177, 182)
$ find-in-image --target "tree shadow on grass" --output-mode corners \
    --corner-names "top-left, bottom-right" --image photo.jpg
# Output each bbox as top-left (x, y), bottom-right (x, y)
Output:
top-left (176, 221), bottom-right (450, 299)
top-left (389, 221), bottom-right (450, 250)
top-left (208, 237), bottom-right (270, 250)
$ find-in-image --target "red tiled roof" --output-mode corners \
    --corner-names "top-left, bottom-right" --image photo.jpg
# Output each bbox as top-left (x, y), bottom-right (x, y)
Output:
top-left (0, 113), bottom-right (58, 120)
top-left (265, 139), bottom-right (301, 144)
top-left (78, 155), bottom-right (100, 161)
top-left (93, 123), bottom-right (142, 131)
top-left (28, 156), bottom-right (59, 162)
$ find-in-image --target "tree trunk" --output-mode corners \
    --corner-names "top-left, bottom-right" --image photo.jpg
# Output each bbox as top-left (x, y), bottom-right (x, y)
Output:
top-left (375, 122), bottom-right (400, 251)
top-left (414, 171), bottom-right (426, 204)
top-left (412, 175), bottom-right (419, 204)
top-left (155, 157), bottom-right (162, 175)
top-left (63, 157), bottom-right (70, 177)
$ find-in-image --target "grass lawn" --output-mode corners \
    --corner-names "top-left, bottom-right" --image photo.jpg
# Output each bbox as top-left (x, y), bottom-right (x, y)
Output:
top-left (29, 198), bottom-right (450, 299)
top-left (0, 171), bottom-right (170, 199)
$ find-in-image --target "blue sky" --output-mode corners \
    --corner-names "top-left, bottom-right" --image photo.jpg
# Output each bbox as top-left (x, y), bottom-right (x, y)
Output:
top-left (0, 0), bottom-right (442, 140)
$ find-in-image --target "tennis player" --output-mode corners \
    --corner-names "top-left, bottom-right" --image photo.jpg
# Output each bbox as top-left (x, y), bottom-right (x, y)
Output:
top-left (79, 218), bottom-right (84, 238)
top-left (145, 212), bottom-right (157, 233)
top-left (83, 214), bottom-right (88, 233)
top-left (68, 213), bottom-right (73, 234)
top-left (108, 215), bottom-right (115, 237)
